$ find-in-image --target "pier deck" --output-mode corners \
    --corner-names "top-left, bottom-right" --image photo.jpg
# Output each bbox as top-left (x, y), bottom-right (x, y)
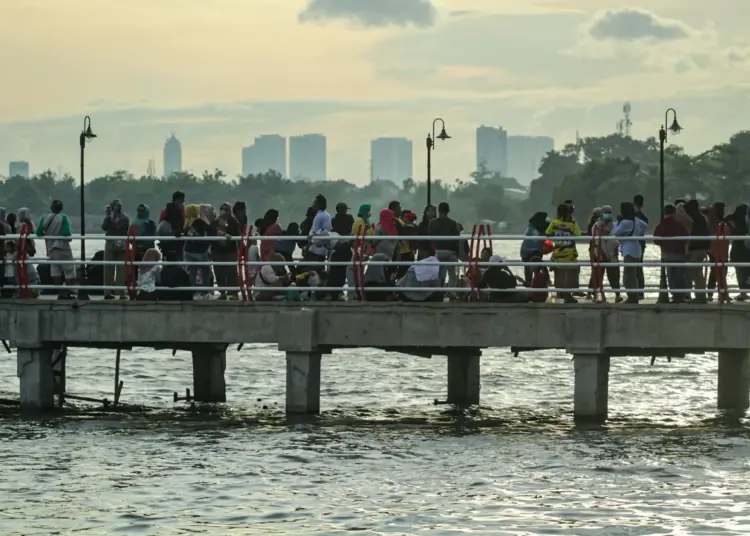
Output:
top-left (4, 300), bottom-right (750, 421)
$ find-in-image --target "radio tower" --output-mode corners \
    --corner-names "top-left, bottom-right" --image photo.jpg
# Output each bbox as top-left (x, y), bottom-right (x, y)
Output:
top-left (146, 159), bottom-right (157, 178)
top-left (617, 102), bottom-right (632, 137)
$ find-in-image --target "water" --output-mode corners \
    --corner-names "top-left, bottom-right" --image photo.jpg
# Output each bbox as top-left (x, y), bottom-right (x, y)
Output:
top-left (2, 241), bottom-right (749, 535)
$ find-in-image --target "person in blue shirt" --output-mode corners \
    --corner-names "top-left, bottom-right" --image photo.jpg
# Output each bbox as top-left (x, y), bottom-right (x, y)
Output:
top-left (305, 194), bottom-right (333, 276)
top-left (614, 201), bottom-right (649, 303)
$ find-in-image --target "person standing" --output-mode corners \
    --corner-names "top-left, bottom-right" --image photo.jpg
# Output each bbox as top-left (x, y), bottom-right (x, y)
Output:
top-left (614, 201), bottom-right (649, 304)
top-left (159, 191), bottom-right (185, 223)
top-left (546, 203), bottom-right (581, 303)
top-left (330, 202), bottom-right (354, 299)
top-left (211, 203), bottom-right (241, 299)
top-left (129, 204), bottom-right (157, 261)
top-left (36, 200), bottom-right (76, 299)
top-left (654, 204), bottom-right (690, 303)
top-left (102, 199), bottom-right (130, 299)
top-left (633, 194), bottom-right (649, 299)
top-left (427, 202), bottom-right (461, 293)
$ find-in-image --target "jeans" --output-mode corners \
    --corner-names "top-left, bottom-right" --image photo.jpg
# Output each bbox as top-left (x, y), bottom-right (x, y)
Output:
top-left (623, 255), bottom-right (639, 301)
top-left (184, 251), bottom-right (211, 290)
top-left (662, 251), bottom-right (687, 301)
top-left (104, 242), bottom-right (125, 296)
top-left (435, 250), bottom-right (458, 289)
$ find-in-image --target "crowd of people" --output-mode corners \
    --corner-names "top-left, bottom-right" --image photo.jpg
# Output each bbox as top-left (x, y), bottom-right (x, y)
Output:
top-left (0, 190), bottom-right (745, 304)
top-left (521, 195), bottom-right (749, 304)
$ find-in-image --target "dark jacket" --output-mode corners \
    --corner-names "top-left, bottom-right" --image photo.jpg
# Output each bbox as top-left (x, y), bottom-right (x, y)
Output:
top-left (427, 216), bottom-right (461, 254)
top-left (184, 219), bottom-right (216, 254)
top-left (654, 215), bottom-right (690, 255)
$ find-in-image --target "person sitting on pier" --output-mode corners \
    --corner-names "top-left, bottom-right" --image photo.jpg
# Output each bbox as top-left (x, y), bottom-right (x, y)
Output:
top-left (136, 248), bottom-right (163, 301)
top-left (254, 252), bottom-right (291, 301)
top-left (480, 256), bottom-right (529, 302)
top-left (363, 252), bottom-right (394, 301)
top-left (396, 255), bottom-right (441, 302)
top-left (36, 199), bottom-right (76, 299)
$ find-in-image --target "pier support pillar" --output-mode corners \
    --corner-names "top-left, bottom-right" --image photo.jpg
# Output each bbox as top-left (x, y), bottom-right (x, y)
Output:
top-left (718, 350), bottom-right (750, 411)
top-left (286, 352), bottom-right (321, 414)
top-left (447, 350), bottom-right (481, 405)
top-left (573, 353), bottom-right (610, 422)
top-left (191, 345), bottom-right (227, 403)
top-left (17, 346), bottom-right (55, 410)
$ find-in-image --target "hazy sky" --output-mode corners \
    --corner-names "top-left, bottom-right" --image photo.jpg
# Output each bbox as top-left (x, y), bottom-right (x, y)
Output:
top-left (1, 0), bottom-right (748, 182)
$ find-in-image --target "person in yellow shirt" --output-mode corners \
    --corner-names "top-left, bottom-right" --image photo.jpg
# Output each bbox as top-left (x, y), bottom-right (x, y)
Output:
top-left (545, 203), bottom-right (582, 303)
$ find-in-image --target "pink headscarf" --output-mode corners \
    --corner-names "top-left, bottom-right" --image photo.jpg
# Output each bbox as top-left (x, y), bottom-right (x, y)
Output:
top-left (379, 209), bottom-right (398, 236)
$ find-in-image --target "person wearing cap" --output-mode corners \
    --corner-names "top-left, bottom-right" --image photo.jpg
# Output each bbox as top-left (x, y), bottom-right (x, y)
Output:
top-left (330, 202), bottom-right (354, 299)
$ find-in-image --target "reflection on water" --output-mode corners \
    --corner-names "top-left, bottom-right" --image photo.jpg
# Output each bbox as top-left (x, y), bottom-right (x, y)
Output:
top-left (1, 241), bottom-right (749, 534)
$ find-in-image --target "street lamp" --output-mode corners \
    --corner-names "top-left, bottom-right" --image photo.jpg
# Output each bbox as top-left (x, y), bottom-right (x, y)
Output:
top-left (657, 108), bottom-right (682, 303)
top-left (79, 115), bottom-right (97, 299)
top-left (426, 118), bottom-right (451, 206)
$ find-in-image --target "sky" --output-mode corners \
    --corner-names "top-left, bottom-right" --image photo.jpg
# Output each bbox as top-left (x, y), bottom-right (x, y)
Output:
top-left (0, 0), bottom-right (748, 183)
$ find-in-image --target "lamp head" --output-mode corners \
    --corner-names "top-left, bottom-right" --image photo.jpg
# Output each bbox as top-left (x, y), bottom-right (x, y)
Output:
top-left (84, 125), bottom-right (97, 140)
top-left (437, 127), bottom-right (451, 141)
top-left (668, 117), bottom-right (682, 135)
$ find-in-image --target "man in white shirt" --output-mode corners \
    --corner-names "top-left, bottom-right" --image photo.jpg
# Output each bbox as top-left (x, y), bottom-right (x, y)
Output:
top-left (254, 253), bottom-right (290, 301)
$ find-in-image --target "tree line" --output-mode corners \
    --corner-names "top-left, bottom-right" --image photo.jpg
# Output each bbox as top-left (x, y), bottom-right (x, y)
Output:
top-left (2, 129), bottom-right (748, 231)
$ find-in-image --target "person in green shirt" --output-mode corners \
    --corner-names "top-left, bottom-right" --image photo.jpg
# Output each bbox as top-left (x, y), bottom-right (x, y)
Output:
top-left (36, 199), bottom-right (76, 298)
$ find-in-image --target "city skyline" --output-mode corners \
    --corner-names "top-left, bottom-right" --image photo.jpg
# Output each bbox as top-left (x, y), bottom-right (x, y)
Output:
top-left (2, 1), bottom-right (744, 183)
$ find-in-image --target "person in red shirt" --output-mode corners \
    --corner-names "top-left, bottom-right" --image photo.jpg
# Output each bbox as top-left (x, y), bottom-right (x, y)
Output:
top-left (159, 191), bottom-right (186, 222)
top-left (654, 204), bottom-right (690, 303)
top-left (258, 209), bottom-right (283, 261)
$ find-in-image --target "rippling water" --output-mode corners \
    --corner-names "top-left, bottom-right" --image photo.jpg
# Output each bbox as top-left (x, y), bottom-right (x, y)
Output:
top-left (1, 241), bottom-right (749, 535)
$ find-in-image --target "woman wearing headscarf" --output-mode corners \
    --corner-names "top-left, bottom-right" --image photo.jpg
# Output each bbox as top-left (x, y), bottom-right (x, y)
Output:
top-left (372, 208), bottom-right (399, 283)
top-left (590, 205), bottom-right (621, 302)
top-left (276, 222), bottom-right (299, 263)
top-left (211, 202), bottom-right (241, 299)
top-left (520, 211), bottom-right (548, 285)
top-left (396, 255), bottom-right (441, 302)
top-left (129, 204), bottom-right (157, 261)
top-left (183, 204), bottom-right (216, 298)
top-left (0, 208), bottom-right (12, 235)
top-left (101, 199), bottom-right (130, 299)
top-left (136, 248), bottom-right (163, 301)
top-left (14, 208), bottom-right (40, 297)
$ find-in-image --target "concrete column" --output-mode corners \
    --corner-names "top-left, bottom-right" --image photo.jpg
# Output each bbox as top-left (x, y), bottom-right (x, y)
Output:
top-left (191, 345), bottom-right (227, 403)
top-left (286, 351), bottom-right (321, 414)
top-left (718, 350), bottom-right (750, 411)
top-left (447, 351), bottom-right (481, 405)
top-left (573, 353), bottom-right (610, 422)
top-left (17, 346), bottom-right (55, 410)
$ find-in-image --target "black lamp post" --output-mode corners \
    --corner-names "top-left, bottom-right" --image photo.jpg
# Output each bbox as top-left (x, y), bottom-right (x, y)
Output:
top-left (657, 108), bottom-right (682, 303)
top-left (79, 116), bottom-right (97, 300)
top-left (426, 118), bottom-right (451, 206)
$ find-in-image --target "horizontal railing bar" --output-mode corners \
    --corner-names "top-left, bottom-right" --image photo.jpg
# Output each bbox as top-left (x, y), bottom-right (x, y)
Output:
top-left (1, 285), bottom-right (742, 294)
top-left (6, 260), bottom-right (749, 268)
top-left (11, 234), bottom-right (750, 242)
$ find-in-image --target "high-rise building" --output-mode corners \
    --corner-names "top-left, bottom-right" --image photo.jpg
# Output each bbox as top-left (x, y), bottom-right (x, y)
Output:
top-left (289, 134), bottom-right (326, 182)
top-left (476, 125), bottom-right (508, 176)
top-left (241, 135), bottom-right (286, 177)
top-left (8, 161), bottom-right (29, 179)
top-left (507, 136), bottom-right (555, 186)
top-left (370, 138), bottom-right (413, 185)
top-left (163, 133), bottom-right (182, 177)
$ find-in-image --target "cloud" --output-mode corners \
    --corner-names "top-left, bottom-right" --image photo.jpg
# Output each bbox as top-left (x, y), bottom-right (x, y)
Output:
top-left (588, 8), bottom-right (690, 41)
top-left (298, 0), bottom-right (437, 28)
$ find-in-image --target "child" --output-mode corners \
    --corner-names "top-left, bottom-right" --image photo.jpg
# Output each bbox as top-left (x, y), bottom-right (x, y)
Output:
top-left (137, 248), bottom-right (163, 300)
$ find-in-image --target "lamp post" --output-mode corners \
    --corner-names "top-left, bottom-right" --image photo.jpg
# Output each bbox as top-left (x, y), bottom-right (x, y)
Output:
top-left (657, 108), bottom-right (682, 303)
top-left (79, 116), bottom-right (97, 300)
top-left (426, 118), bottom-right (451, 206)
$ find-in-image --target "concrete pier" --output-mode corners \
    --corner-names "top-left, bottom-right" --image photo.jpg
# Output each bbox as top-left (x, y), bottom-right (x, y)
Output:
top-left (717, 350), bottom-right (750, 411)
top-left (573, 354), bottom-right (610, 422)
top-left (285, 352), bottom-right (321, 414)
top-left (446, 350), bottom-right (481, 405)
top-left (17, 346), bottom-right (55, 410)
top-left (2, 301), bottom-right (750, 419)
top-left (191, 345), bottom-right (227, 403)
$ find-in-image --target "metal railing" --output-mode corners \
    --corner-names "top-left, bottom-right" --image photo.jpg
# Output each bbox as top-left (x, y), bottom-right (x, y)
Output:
top-left (1, 230), bottom-right (745, 299)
